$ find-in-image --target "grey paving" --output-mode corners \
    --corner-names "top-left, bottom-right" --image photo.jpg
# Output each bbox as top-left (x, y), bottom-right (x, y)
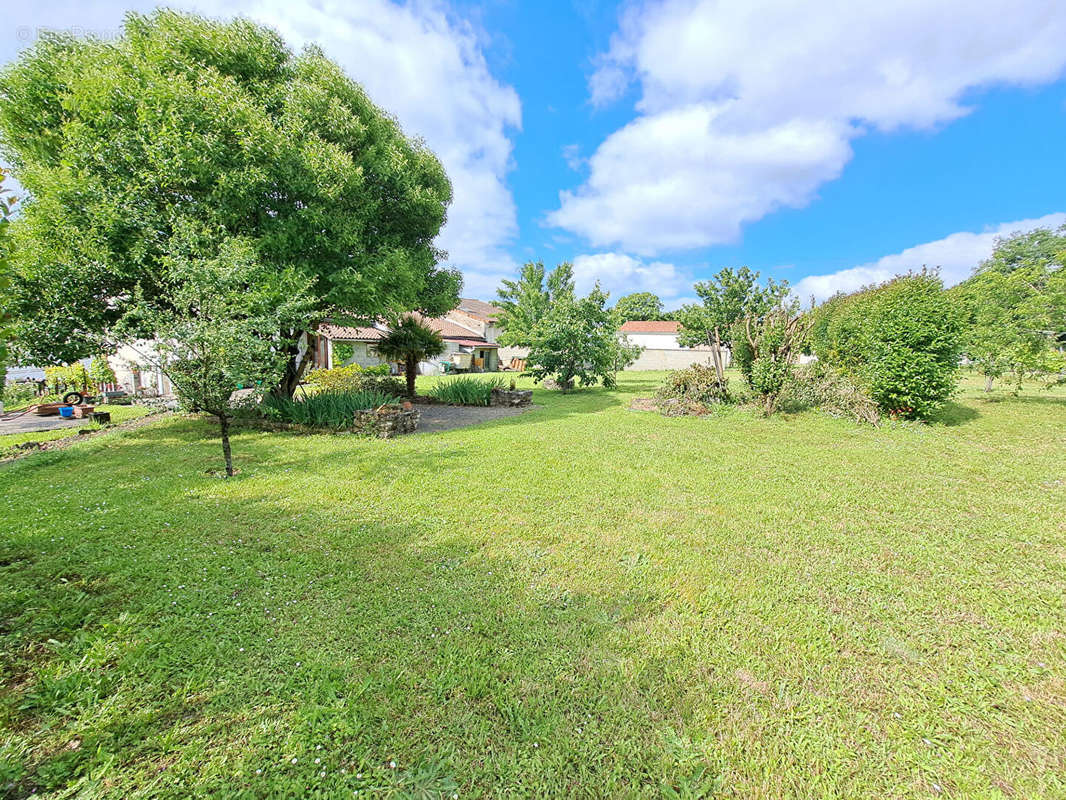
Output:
top-left (0, 412), bottom-right (87, 435)
top-left (413, 403), bottom-right (536, 434)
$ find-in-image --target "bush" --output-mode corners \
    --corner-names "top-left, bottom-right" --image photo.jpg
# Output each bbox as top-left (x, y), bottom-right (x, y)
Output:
top-left (262, 389), bottom-right (400, 428)
top-left (428, 375), bottom-right (506, 406)
top-left (2, 381), bottom-right (38, 407)
top-left (731, 309), bottom-right (808, 415)
top-left (306, 364), bottom-right (403, 396)
top-left (786, 363), bottom-right (880, 424)
top-left (655, 363), bottom-right (730, 408)
top-left (810, 272), bottom-right (963, 420)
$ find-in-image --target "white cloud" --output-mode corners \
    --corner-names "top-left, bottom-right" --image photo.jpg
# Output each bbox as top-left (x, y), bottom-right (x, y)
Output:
top-left (554, 0), bottom-right (1066, 254)
top-left (571, 252), bottom-right (691, 301)
top-left (3, 0), bottom-right (521, 294)
top-left (792, 212), bottom-right (1066, 303)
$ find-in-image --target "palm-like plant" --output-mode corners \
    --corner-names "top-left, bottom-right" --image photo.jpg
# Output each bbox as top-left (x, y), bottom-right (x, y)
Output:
top-left (373, 316), bottom-right (445, 397)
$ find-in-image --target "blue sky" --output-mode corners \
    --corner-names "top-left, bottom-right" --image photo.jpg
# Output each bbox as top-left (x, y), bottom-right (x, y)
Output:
top-left (6, 0), bottom-right (1066, 307)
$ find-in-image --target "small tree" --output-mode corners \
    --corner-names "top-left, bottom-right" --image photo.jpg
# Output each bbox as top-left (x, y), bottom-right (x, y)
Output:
top-left (735, 306), bottom-right (810, 415)
top-left (89, 354), bottom-right (117, 389)
top-left (121, 238), bottom-right (315, 476)
top-left (525, 287), bottom-right (640, 391)
top-left (496, 261), bottom-right (575, 347)
top-left (373, 317), bottom-right (445, 398)
top-left (615, 292), bottom-right (665, 322)
top-left (676, 266), bottom-right (789, 382)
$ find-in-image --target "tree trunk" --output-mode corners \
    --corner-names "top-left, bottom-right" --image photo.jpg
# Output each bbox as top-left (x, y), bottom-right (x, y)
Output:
top-left (219, 414), bottom-right (234, 477)
top-left (405, 356), bottom-right (417, 398)
top-left (273, 336), bottom-right (310, 401)
top-left (711, 326), bottom-right (725, 382)
top-left (984, 375), bottom-right (995, 392)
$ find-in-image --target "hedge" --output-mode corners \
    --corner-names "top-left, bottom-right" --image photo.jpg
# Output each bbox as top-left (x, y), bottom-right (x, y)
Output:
top-left (808, 272), bottom-right (963, 420)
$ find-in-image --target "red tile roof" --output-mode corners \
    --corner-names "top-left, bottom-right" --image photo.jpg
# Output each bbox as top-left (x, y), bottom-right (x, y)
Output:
top-left (451, 339), bottom-right (498, 348)
top-left (619, 320), bottom-right (681, 334)
top-left (456, 298), bottom-right (502, 321)
top-left (412, 313), bottom-right (484, 340)
top-left (316, 322), bottom-right (385, 341)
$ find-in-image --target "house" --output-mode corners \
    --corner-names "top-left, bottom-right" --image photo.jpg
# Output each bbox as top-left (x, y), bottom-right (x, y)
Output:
top-left (618, 320), bottom-right (728, 370)
top-left (109, 342), bottom-right (174, 395)
top-left (312, 322), bottom-right (388, 369)
top-left (311, 299), bottom-right (505, 375)
top-left (414, 312), bottom-right (500, 374)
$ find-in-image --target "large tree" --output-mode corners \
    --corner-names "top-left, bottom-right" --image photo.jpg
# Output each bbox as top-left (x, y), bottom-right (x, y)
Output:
top-left (952, 226), bottom-right (1066, 390)
top-left (614, 292), bottom-right (665, 322)
top-left (0, 10), bottom-right (459, 396)
top-left (0, 169), bottom-right (15, 406)
top-left (495, 261), bottom-right (574, 347)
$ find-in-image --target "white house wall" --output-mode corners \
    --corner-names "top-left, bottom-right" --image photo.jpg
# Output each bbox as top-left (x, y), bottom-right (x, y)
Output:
top-left (629, 347), bottom-right (731, 371)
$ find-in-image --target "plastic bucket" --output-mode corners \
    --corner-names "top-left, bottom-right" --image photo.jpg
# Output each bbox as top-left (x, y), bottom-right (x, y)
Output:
top-left (58, 406), bottom-right (75, 419)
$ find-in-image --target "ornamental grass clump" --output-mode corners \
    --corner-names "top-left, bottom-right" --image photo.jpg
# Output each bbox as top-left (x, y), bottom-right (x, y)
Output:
top-left (428, 375), bottom-right (506, 406)
top-left (262, 389), bottom-right (399, 428)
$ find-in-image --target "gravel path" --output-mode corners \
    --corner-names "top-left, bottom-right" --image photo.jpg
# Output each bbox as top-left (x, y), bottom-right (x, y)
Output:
top-left (414, 403), bottom-right (537, 434)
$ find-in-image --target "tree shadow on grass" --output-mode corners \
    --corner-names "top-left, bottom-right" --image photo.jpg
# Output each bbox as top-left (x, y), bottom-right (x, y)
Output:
top-left (931, 401), bottom-right (980, 427)
top-left (0, 429), bottom-right (681, 797)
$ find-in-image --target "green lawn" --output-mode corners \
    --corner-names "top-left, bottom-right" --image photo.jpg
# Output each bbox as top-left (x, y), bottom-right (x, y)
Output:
top-left (1, 372), bottom-right (1064, 798)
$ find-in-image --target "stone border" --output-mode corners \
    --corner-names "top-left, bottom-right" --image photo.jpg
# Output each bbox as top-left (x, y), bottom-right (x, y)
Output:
top-left (489, 388), bottom-right (532, 407)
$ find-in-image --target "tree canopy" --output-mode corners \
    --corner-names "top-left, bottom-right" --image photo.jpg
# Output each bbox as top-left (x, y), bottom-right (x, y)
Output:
top-left (0, 9), bottom-right (459, 374)
top-left (952, 226), bottom-right (1066, 389)
top-left (614, 292), bottom-right (666, 322)
top-left (525, 286), bottom-right (640, 390)
top-left (495, 261), bottom-right (574, 347)
top-left (676, 267), bottom-right (789, 348)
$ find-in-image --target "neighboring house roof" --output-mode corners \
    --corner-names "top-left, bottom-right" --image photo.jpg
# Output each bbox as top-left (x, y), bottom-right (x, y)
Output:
top-left (413, 313), bottom-right (487, 341)
top-left (450, 339), bottom-right (499, 348)
top-left (619, 320), bottom-right (681, 334)
top-left (456, 298), bottom-right (502, 322)
top-left (316, 322), bottom-right (385, 341)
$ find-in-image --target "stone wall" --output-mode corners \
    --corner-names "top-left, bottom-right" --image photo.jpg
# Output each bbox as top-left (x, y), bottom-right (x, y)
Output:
top-left (489, 388), bottom-right (532, 407)
top-left (352, 406), bottom-right (419, 438)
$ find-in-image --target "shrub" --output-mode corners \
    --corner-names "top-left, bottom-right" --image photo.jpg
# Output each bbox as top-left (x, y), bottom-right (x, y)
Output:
top-left (2, 381), bottom-right (38, 407)
top-left (734, 308), bottom-right (809, 415)
top-left (306, 364), bottom-right (403, 396)
top-left (810, 272), bottom-right (963, 420)
top-left (786, 363), bottom-right (880, 424)
top-left (428, 375), bottom-right (506, 406)
top-left (262, 389), bottom-right (400, 428)
top-left (655, 363), bottom-right (730, 408)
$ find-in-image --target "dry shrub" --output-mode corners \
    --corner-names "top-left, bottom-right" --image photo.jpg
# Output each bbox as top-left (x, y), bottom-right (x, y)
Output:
top-left (787, 362), bottom-right (880, 424)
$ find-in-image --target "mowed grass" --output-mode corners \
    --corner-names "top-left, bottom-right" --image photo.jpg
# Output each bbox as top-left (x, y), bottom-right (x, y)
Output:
top-left (0, 372), bottom-right (1063, 798)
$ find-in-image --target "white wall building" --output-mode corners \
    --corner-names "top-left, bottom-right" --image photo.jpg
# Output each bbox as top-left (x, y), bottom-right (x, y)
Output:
top-left (619, 320), bottom-right (729, 371)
